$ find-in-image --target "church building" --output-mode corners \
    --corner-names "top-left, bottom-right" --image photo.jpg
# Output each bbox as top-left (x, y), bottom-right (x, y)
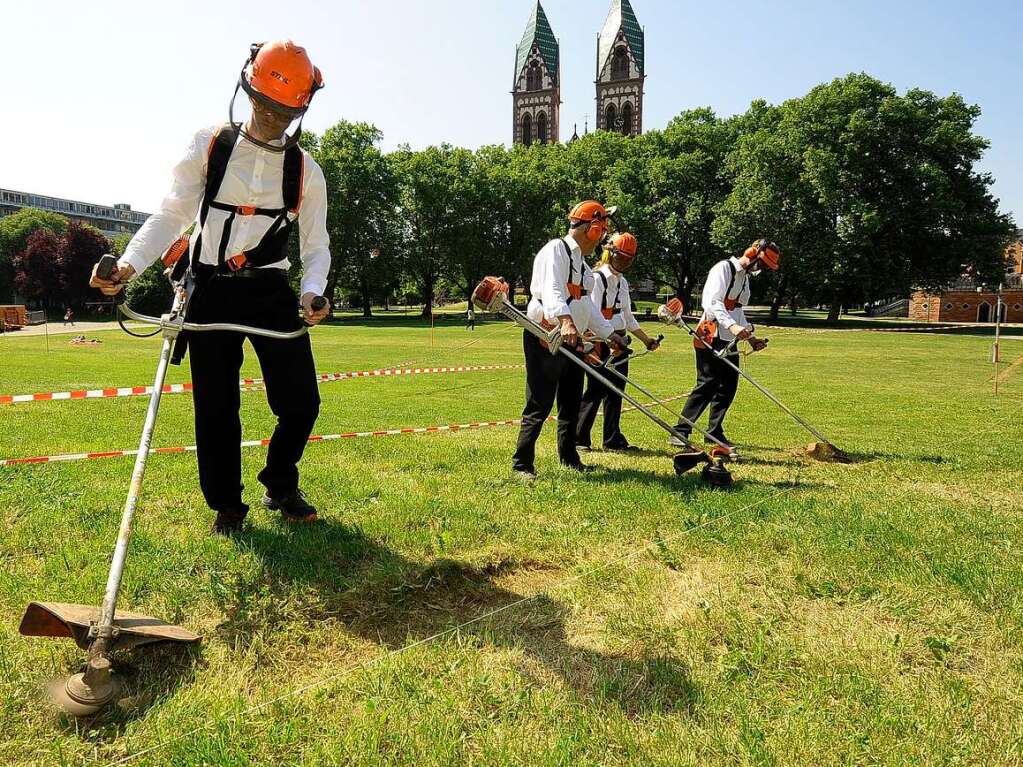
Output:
top-left (512, 2), bottom-right (561, 146)
top-left (513, 0), bottom-right (646, 145)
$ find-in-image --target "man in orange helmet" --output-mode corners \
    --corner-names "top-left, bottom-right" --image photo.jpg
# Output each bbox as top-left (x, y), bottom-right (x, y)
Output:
top-left (512, 201), bottom-right (628, 479)
top-left (669, 240), bottom-right (779, 452)
top-left (577, 232), bottom-right (661, 451)
top-left (90, 41), bottom-right (330, 535)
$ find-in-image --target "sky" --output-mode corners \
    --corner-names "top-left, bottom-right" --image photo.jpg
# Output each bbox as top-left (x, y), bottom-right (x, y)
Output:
top-left (1, 0), bottom-right (1020, 222)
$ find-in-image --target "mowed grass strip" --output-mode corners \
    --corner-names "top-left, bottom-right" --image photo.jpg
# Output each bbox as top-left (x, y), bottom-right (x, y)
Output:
top-left (0, 322), bottom-right (1021, 766)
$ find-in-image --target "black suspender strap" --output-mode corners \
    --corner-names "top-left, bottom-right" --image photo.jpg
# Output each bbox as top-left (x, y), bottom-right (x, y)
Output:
top-left (597, 271), bottom-right (609, 310)
top-left (190, 124), bottom-right (238, 270)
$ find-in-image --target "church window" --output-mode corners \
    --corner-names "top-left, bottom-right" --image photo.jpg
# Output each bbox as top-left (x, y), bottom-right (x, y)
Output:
top-left (526, 62), bottom-right (542, 92)
top-left (522, 113), bottom-right (533, 146)
top-left (621, 102), bottom-right (633, 135)
top-left (537, 112), bottom-right (548, 143)
top-left (605, 104), bottom-right (617, 132)
top-left (612, 46), bottom-right (630, 80)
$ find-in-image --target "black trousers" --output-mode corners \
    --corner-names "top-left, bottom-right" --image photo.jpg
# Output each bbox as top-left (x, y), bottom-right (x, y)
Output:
top-left (512, 330), bottom-right (584, 471)
top-left (675, 338), bottom-right (740, 442)
top-left (187, 270), bottom-right (320, 511)
top-left (577, 344), bottom-right (630, 448)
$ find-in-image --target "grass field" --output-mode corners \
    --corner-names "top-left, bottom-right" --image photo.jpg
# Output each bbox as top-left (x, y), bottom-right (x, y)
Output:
top-left (1, 317), bottom-right (1022, 766)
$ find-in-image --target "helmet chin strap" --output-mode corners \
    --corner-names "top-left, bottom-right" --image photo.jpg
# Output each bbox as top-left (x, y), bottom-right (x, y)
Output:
top-left (228, 81), bottom-right (306, 153)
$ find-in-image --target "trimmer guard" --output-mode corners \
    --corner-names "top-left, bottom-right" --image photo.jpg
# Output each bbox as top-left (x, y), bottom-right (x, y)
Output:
top-left (19, 602), bottom-right (200, 652)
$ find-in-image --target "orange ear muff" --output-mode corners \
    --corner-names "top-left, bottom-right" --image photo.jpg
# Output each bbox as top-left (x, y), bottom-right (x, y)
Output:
top-left (588, 217), bottom-right (609, 242)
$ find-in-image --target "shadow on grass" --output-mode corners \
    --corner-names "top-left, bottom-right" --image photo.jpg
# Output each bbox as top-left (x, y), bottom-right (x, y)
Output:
top-left (215, 520), bottom-right (702, 719)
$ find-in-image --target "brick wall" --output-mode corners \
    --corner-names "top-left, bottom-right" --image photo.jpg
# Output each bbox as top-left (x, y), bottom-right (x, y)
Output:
top-left (910, 290), bottom-right (1023, 322)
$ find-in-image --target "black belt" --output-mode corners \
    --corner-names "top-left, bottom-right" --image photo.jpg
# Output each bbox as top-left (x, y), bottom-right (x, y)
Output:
top-left (194, 263), bottom-right (287, 279)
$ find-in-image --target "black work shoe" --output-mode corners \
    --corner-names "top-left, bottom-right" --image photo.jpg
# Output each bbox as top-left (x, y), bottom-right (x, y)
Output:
top-left (212, 505), bottom-right (249, 536)
top-left (262, 490), bottom-right (318, 523)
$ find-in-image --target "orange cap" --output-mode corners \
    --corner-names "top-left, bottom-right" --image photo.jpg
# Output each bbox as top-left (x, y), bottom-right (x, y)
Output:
top-left (243, 40), bottom-right (323, 114)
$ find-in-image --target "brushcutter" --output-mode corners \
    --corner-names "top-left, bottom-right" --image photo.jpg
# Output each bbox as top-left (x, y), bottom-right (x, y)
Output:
top-left (599, 357), bottom-right (742, 463)
top-left (604, 334), bottom-right (664, 370)
top-left (657, 298), bottom-right (850, 463)
top-left (20, 255), bottom-right (325, 716)
top-left (472, 277), bottom-right (732, 484)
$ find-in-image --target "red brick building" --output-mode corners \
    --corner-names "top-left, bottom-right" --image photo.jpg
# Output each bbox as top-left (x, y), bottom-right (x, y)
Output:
top-left (909, 235), bottom-right (1023, 323)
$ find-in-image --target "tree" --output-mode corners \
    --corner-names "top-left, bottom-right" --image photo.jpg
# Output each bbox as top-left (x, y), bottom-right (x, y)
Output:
top-left (60, 222), bottom-right (110, 310)
top-left (0, 208), bottom-right (67, 302)
top-left (715, 75), bottom-right (1015, 320)
top-left (608, 109), bottom-right (740, 310)
top-left (124, 261), bottom-right (173, 315)
top-left (390, 144), bottom-right (474, 316)
top-left (314, 121), bottom-right (398, 316)
top-left (13, 229), bottom-right (63, 308)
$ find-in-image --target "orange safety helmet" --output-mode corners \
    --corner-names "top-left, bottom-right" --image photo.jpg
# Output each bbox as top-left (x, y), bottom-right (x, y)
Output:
top-left (241, 40), bottom-right (323, 116)
top-left (607, 232), bottom-right (638, 272)
top-left (568, 200), bottom-right (618, 243)
top-left (230, 40), bottom-right (324, 152)
top-left (743, 239), bottom-right (781, 271)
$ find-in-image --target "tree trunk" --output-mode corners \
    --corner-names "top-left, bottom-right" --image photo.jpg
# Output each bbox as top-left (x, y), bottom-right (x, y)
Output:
top-left (420, 272), bottom-right (434, 318)
top-left (769, 276), bottom-right (787, 322)
top-left (325, 277), bottom-right (338, 311)
top-left (826, 290), bottom-right (842, 322)
top-left (361, 275), bottom-right (372, 317)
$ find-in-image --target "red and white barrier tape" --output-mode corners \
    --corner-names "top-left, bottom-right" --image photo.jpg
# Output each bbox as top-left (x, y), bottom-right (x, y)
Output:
top-left (0, 364), bottom-right (523, 405)
top-left (0, 394), bottom-right (688, 467)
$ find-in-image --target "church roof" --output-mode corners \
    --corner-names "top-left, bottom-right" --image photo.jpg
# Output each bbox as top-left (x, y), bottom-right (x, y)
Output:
top-left (598, 0), bottom-right (644, 76)
top-left (515, 1), bottom-right (559, 84)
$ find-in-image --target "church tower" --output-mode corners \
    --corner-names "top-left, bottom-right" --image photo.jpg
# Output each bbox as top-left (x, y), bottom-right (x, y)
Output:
top-left (595, 0), bottom-right (645, 136)
top-left (512, 2), bottom-right (560, 146)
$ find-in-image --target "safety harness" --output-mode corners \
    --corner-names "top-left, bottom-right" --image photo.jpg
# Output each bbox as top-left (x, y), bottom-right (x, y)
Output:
top-left (722, 259), bottom-right (747, 311)
top-left (694, 259), bottom-right (748, 349)
top-left (596, 270), bottom-right (623, 320)
top-left (560, 239), bottom-right (586, 302)
top-left (187, 124), bottom-right (305, 275)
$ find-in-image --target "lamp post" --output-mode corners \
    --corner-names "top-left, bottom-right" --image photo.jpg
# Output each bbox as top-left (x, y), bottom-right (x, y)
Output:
top-left (993, 283), bottom-right (1003, 394)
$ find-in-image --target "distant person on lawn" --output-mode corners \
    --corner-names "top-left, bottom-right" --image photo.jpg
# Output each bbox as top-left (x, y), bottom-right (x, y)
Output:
top-left (89, 40), bottom-right (331, 535)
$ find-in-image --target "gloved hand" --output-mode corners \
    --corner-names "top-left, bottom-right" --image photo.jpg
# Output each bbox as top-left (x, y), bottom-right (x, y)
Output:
top-left (750, 337), bottom-right (769, 353)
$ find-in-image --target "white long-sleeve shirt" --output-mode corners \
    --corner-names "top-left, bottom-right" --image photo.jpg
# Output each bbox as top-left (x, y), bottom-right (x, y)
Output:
top-left (589, 263), bottom-right (641, 333)
top-left (701, 256), bottom-right (750, 342)
top-left (526, 235), bottom-right (615, 339)
top-left (120, 126), bottom-right (331, 298)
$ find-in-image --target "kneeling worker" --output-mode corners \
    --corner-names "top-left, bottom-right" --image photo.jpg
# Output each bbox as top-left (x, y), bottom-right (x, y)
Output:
top-left (512, 201), bottom-right (627, 479)
top-left (90, 41), bottom-right (331, 534)
top-left (577, 233), bottom-right (660, 451)
top-left (669, 239), bottom-right (779, 451)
